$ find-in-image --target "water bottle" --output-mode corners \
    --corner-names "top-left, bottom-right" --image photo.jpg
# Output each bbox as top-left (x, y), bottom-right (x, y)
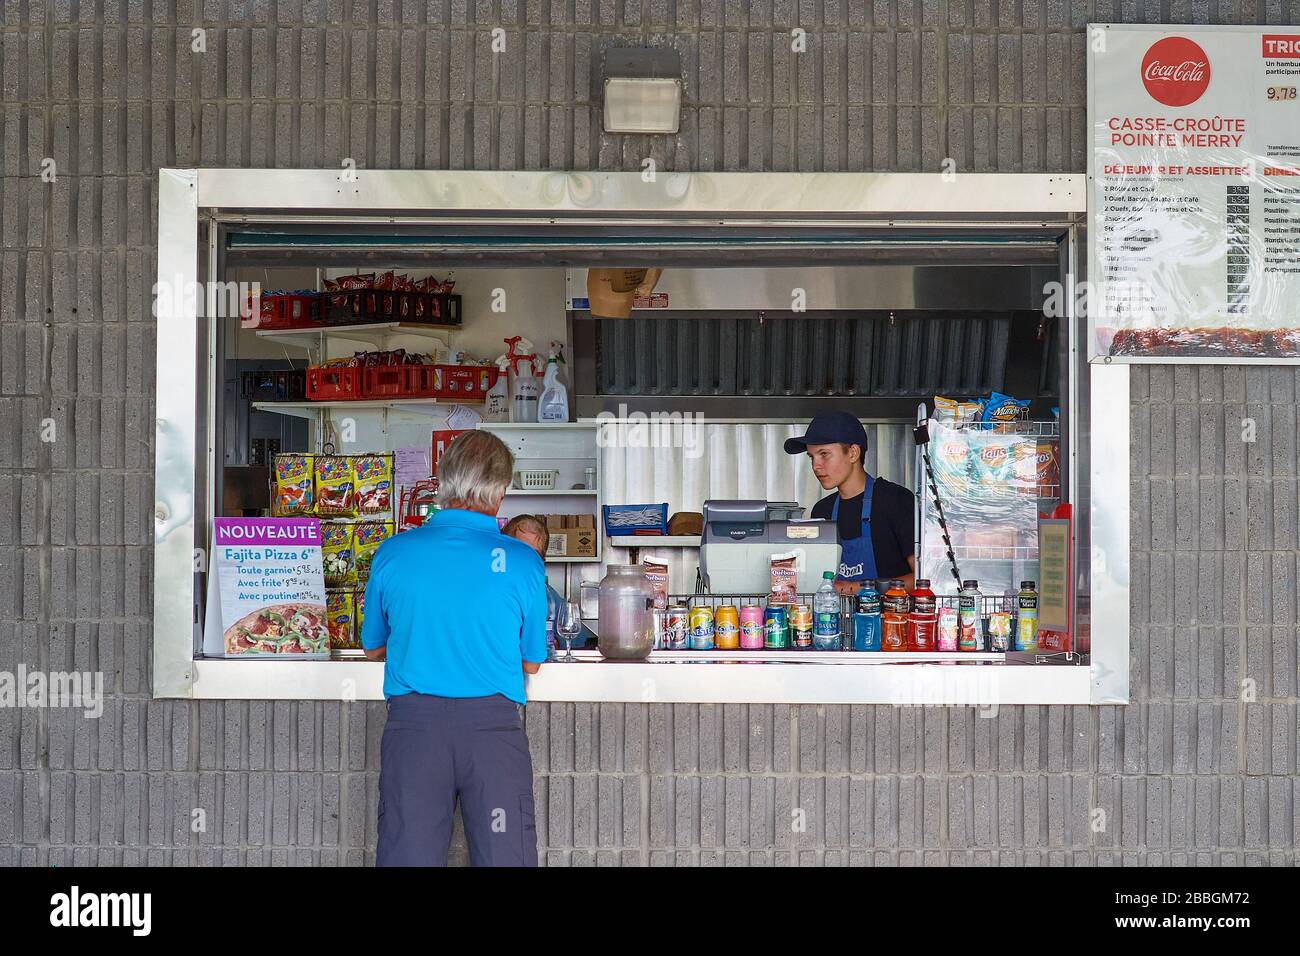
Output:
top-left (853, 582), bottom-right (882, 651)
top-left (813, 572), bottom-right (842, 651)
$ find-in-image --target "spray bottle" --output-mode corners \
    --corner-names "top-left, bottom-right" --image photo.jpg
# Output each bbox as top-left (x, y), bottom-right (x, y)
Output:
top-left (503, 336), bottom-right (540, 423)
top-left (483, 355), bottom-right (511, 422)
top-left (537, 343), bottom-right (570, 422)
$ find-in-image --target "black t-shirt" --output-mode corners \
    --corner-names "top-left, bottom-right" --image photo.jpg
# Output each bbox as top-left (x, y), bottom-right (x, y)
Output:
top-left (810, 477), bottom-right (916, 580)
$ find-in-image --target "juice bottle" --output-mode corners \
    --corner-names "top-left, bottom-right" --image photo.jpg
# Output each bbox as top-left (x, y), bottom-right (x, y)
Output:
top-left (907, 578), bottom-right (937, 651)
top-left (958, 579), bottom-right (982, 651)
top-left (881, 580), bottom-right (909, 651)
top-left (1015, 581), bottom-right (1039, 652)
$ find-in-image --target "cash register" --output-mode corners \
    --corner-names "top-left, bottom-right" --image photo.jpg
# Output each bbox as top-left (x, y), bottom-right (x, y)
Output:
top-left (697, 500), bottom-right (841, 595)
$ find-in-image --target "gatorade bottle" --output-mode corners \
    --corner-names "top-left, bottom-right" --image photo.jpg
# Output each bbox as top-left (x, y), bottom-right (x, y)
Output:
top-left (907, 578), bottom-right (938, 652)
top-left (958, 579), bottom-right (982, 651)
top-left (881, 580), bottom-right (909, 651)
top-left (1015, 581), bottom-right (1039, 652)
top-left (813, 572), bottom-right (842, 651)
top-left (853, 582), bottom-right (882, 651)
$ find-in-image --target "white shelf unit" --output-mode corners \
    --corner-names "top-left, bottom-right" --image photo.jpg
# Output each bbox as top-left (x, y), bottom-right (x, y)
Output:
top-left (253, 321), bottom-right (457, 354)
top-left (479, 421), bottom-right (602, 566)
top-left (610, 535), bottom-right (701, 548)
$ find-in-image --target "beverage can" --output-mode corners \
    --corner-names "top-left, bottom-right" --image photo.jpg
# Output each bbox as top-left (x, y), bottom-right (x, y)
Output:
top-left (650, 609), bottom-right (668, 651)
top-left (989, 611), bottom-right (1012, 652)
top-left (666, 605), bottom-right (690, 650)
top-left (790, 603), bottom-right (814, 648)
top-left (688, 605), bottom-right (715, 650)
top-left (714, 605), bottom-right (740, 649)
top-left (739, 605), bottom-right (765, 649)
top-left (763, 605), bottom-right (789, 649)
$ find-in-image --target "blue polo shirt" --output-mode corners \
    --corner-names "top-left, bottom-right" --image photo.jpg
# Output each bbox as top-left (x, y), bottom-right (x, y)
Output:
top-left (360, 508), bottom-right (548, 703)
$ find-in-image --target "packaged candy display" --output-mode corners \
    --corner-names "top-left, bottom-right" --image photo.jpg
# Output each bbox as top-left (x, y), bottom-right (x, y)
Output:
top-left (326, 590), bottom-right (357, 651)
top-left (273, 454), bottom-right (315, 516)
top-left (315, 455), bottom-right (356, 516)
top-left (354, 455), bottom-right (393, 515)
top-left (321, 523), bottom-right (356, 586)
top-left (353, 522), bottom-right (393, 580)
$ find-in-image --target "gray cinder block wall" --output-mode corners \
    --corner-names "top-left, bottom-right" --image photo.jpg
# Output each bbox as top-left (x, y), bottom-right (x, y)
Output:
top-left (2, 2), bottom-right (1298, 866)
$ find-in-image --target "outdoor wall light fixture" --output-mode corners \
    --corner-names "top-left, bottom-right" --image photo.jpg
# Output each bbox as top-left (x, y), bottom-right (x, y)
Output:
top-left (602, 47), bottom-right (682, 134)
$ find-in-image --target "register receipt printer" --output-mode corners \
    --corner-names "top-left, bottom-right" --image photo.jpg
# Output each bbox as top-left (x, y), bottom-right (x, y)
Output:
top-left (697, 500), bottom-right (841, 595)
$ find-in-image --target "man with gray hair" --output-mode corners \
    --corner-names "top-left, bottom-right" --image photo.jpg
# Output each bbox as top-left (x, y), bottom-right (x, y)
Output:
top-left (362, 430), bottom-right (547, 866)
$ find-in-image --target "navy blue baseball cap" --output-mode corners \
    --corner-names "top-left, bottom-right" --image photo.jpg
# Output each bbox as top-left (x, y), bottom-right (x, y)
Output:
top-left (784, 411), bottom-right (869, 456)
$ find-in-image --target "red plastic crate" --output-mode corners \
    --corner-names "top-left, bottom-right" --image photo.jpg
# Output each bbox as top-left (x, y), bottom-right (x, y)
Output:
top-left (424, 365), bottom-right (499, 401)
top-left (321, 290), bottom-right (462, 327)
top-left (241, 293), bottom-right (320, 330)
top-left (306, 365), bottom-right (362, 401)
top-left (360, 365), bottom-right (420, 398)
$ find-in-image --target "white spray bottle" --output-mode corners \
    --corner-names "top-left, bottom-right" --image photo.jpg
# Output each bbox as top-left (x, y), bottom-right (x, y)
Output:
top-left (537, 344), bottom-right (569, 422)
top-left (483, 355), bottom-right (510, 422)
top-left (503, 336), bottom-right (540, 423)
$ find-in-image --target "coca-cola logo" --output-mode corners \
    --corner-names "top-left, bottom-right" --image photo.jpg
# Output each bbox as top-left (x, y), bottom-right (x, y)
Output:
top-left (1141, 36), bottom-right (1211, 106)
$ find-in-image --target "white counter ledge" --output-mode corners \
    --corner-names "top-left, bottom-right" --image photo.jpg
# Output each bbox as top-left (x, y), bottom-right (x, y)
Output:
top-left (190, 654), bottom-right (1092, 704)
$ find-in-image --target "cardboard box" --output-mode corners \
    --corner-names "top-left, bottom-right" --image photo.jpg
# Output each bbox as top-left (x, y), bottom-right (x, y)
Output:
top-left (547, 527), bottom-right (597, 558)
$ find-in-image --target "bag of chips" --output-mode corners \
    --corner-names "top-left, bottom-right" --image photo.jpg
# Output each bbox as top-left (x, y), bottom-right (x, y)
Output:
top-left (930, 430), bottom-right (972, 494)
top-left (970, 436), bottom-right (1018, 496)
top-left (354, 455), bottom-right (392, 515)
top-left (354, 521), bottom-right (393, 580)
top-left (315, 455), bottom-right (356, 516)
top-left (933, 396), bottom-right (983, 424)
top-left (273, 454), bottom-right (315, 516)
top-left (770, 552), bottom-right (799, 604)
top-left (981, 391), bottom-right (1031, 424)
top-left (321, 523), bottom-right (355, 586)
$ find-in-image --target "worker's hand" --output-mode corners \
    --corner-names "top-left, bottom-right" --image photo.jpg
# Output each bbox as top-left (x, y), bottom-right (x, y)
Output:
top-left (364, 646), bottom-right (386, 662)
top-left (832, 579), bottom-right (862, 597)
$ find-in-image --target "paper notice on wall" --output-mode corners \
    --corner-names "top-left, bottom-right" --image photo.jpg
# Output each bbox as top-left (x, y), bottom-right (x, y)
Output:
top-left (445, 404), bottom-right (482, 430)
top-left (394, 446), bottom-right (430, 487)
top-left (1088, 24), bottom-right (1300, 360)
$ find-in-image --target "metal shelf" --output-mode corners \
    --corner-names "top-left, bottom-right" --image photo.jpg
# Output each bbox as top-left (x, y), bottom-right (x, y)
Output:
top-left (546, 554), bottom-right (601, 564)
top-left (253, 322), bottom-right (458, 351)
top-left (611, 535), bottom-right (700, 547)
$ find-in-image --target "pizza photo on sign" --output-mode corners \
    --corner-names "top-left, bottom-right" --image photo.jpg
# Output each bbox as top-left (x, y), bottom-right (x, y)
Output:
top-left (1089, 26), bottom-right (1300, 360)
top-left (224, 603), bottom-right (330, 655)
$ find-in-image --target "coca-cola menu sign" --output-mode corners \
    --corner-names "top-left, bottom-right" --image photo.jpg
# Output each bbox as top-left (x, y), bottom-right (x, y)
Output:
top-left (1088, 24), bottom-right (1300, 360)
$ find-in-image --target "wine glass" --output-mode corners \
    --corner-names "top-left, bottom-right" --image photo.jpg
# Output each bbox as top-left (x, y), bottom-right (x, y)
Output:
top-left (557, 601), bottom-right (581, 663)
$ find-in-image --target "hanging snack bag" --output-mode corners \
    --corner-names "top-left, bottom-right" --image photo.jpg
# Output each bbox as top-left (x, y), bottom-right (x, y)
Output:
top-left (273, 454), bottom-right (315, 516)
top-left (355, 454), bottom-right (393, 515)
top-left (315, 455), bottom-right (356, 516)
top-left (354, 521), bottom-right (394, 580)
top-left (931, 430), bottom-right (972, 494)
top-left (326, 590), bottom-right (356, 651)
top-left (642, 556), bottom-right (669, 610)
top-left (970, 436), bottom-right (1017, 496)
top-left (321, 523), bottom-right (355, 586)
top-left (770, 552), bottom-right (800, 604)
top-left (981, 391), bottom-right (1031, 424)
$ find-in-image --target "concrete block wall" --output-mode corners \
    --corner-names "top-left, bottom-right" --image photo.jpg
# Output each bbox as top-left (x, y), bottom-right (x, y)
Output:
top-left (2, 2), bottom-right (1299, 865)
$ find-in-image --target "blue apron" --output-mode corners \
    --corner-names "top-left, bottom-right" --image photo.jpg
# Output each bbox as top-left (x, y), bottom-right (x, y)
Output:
top-left (830, 476), bottom-right (878, 583)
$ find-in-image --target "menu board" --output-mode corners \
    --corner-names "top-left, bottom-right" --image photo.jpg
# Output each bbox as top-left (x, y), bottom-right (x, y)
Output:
top-left (202, 517), bottom-right (330, 658)
top-left (1088, 24), bottom-right (1300, 360)
top-left (1036, 519), bottom-right (1071, 633)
